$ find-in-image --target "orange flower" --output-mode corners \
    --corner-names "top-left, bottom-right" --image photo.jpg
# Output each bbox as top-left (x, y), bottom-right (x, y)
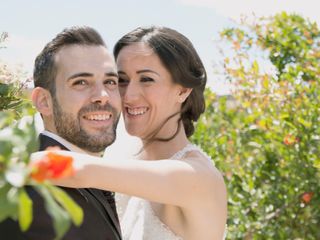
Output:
top-left (225, 171), bottom-right (233, 180)
top-left (283, 134), bottom-right (297, 146)
top-left (301, 192), bottom-right (314, 204)
top-left (31, 151), bottom-right (74, 183)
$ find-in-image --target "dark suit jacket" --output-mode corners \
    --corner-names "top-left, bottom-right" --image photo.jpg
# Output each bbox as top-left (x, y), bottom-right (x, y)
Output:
top-left (0, 134), bottom-right (122, 240)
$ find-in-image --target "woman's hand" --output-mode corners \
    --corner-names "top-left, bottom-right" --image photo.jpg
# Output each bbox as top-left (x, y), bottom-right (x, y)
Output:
top-left (30, 150), bottom-right (92, 188)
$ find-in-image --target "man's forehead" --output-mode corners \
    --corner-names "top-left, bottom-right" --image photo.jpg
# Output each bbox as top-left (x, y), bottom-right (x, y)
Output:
top-left (54, 45), bottom-right (116, 69)
top-left (55, 44), bottom-right (110, 58)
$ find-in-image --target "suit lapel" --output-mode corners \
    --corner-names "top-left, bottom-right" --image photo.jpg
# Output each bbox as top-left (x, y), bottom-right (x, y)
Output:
top-left (39, 133), bottom-right (69, 151)
top-left (87, 188), bottom-right (122, 237)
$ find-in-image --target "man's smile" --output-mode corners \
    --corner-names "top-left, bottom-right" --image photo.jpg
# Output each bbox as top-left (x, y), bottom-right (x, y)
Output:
top-left (83, 112), bottom-right (112, 121)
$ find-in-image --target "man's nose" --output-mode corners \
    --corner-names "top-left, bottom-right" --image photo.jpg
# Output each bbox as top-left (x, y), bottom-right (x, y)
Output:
top-left (91, 86), bottom-right (110, 105)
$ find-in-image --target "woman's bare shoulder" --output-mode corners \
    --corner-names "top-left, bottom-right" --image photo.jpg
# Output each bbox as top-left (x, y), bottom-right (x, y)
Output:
top-left (183, 148), bottom-right (225, 184)
top-left (180, 150), bottom-right (227, 239)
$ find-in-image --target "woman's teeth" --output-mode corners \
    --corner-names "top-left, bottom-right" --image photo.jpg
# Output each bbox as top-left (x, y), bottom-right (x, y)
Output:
top-left (127, 107), bottom-right (148, 116)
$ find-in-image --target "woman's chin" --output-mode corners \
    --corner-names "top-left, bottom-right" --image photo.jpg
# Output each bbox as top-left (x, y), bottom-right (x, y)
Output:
top-left (125, 127), bottom-right (143, 138)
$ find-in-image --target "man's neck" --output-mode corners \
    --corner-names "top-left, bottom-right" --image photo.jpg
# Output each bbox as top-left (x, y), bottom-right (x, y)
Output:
top-left (42, 130), bottom-right (103, 156)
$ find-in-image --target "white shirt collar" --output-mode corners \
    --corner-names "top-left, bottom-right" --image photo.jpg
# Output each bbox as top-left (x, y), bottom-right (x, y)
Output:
top-left (41, 130), bottom-right (95, 155)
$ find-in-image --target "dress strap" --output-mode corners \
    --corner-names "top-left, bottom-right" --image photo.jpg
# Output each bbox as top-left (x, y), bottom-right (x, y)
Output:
top-left (169, 144), bottom-right (213, 164)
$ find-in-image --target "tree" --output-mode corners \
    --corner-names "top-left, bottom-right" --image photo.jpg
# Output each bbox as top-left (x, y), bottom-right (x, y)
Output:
top-left (192, 12), bottom-right (320, 239)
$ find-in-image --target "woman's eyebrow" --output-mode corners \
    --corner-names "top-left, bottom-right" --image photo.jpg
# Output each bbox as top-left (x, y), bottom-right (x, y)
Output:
top-left (136, 69), bottom-right (160, 76)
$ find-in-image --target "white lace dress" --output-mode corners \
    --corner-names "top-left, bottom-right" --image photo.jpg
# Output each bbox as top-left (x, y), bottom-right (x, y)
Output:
top-left (116, 144), bottom-right (221, 240)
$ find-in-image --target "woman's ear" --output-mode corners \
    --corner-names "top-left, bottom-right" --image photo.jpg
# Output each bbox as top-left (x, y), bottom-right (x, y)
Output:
top-left (31, 87), bottom-right (53, 116)
top-left (177, 87), bottom-right (192, 103)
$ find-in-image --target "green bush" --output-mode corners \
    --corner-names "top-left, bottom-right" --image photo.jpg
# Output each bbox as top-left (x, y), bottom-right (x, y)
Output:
top-left (192, 12), bottom-right (320, 239)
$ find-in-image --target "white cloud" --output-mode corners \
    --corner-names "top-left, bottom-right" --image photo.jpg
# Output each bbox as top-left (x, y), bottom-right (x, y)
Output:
top-left (178, 0), bottom-right (320, 24)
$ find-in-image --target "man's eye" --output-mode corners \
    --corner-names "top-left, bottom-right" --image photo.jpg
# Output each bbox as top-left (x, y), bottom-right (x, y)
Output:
top-left (105, 79), bottom-right (117, 85)
top-left (73, 80), bottom-right (87, 85)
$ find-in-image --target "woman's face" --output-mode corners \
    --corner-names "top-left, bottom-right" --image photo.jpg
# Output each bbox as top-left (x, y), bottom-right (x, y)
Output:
top-left (116, 43), bottom-right (183, 139)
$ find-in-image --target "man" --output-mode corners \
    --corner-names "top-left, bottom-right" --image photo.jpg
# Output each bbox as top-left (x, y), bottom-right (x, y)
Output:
top-left (0, 26), bottom-right (122, 240)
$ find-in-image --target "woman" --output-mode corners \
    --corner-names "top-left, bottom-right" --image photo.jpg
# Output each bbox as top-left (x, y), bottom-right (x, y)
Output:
top-left (39, 26), bottom-right (227, 240)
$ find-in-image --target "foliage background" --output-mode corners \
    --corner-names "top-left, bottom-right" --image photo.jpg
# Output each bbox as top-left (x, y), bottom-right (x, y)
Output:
top-left (192, 12), bottom-right (320, 239)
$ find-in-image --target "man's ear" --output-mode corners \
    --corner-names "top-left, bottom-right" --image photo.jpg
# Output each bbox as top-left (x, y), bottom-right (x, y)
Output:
top-left (177, 87), bottom-right (192, 103)
top-left (31, 87), bottom-right (53, 116)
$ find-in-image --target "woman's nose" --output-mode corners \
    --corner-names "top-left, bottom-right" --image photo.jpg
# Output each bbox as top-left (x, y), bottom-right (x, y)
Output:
top-left (121, 83), bottom-right (141, 103)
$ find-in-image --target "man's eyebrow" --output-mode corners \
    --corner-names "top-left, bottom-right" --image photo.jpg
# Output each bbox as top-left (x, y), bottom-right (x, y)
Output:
top-left (106, 71), bottom-right (119, 78)
top-left (67, 72), bottom-right (118, 81)
top-left (67, 72), bottom-right (93, 81)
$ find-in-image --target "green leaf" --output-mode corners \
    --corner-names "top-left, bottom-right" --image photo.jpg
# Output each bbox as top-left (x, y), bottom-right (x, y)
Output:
top-left (0, 83), bottom-right (10, 95)
top-left (48, 185), bottom-right (83, 226)
top-left (297, 117), bottom-right (312, 128)
top-left (252, 60), bottom-right (259, 74)
top-left (18, 188), bottom-right (33, 231)
top-left (25, 118), bottom-right (39, 154)
top-left (314, 158), bottom-right (320, 169)
top-left (36, 186), bottom-right (71, 240)
top-left (0, 185), bottom-right (18, 221)
top-left (7, 99), bottom-right (23, 109)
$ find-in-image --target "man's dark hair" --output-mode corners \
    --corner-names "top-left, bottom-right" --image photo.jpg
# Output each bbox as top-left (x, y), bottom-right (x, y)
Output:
top-left (33, 26), bottom-right (106, 96)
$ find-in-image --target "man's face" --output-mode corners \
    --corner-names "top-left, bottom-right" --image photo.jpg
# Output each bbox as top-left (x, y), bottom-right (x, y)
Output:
top-left (51, 45), bottom-right (121, 153)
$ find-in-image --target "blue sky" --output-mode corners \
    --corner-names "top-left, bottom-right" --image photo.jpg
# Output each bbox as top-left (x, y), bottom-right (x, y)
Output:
top-left (1, 0), bottom-right (319, 95)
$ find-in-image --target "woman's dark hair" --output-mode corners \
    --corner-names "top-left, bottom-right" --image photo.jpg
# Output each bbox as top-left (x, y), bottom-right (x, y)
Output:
top-left (114, 26), bottom-right (206, 140)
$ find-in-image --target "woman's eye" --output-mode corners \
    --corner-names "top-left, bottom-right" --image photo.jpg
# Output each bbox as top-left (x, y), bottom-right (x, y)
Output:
top-left (141, 77), bottom-right (154, 82)
top-left (118, 78), bottom-right (129, 87)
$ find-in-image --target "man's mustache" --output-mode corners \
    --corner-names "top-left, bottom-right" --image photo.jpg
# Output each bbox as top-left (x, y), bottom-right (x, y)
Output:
top-left (78, 103), bottom-right (118, 116)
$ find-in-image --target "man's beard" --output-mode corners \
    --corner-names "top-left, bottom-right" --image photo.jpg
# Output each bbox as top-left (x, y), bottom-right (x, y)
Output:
top-left (52, 97), bottom-right (120, 153)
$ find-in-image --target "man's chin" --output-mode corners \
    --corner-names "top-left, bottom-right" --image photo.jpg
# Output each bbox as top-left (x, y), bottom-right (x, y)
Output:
top-left (83, 133), bottom-right (116, 150)
top-left (83, 124), bottom-right (114, 135)
top-left (72, 139), bottom-right (113, 153)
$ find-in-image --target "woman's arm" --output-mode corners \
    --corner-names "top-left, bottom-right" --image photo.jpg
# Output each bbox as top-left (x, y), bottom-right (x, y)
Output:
top-left (31, 150), bottom-right (226, 209)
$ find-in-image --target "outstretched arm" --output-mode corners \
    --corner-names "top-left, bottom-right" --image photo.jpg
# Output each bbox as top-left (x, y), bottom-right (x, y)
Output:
top-left (31, 150), bottom-right (226, 210)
